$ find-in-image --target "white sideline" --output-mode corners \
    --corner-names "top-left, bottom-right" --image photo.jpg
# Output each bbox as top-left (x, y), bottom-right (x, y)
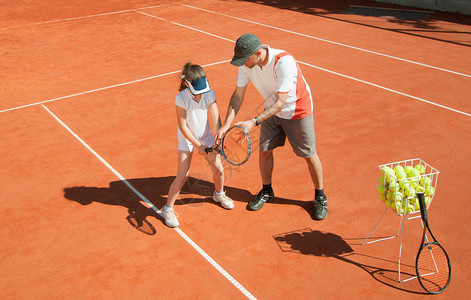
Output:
top-left (0, 4), bottom-right (174, 30)
top-left (182, 4), bottom-right (471, 79)
top-left (41, 104), bottom-right (257, 300)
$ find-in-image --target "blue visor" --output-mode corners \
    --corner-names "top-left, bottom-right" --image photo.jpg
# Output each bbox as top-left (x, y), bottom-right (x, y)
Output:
top-left (186, 76), bottom-right (210, 95)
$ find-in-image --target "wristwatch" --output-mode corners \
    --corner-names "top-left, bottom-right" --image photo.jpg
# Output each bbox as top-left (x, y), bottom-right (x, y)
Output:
top-left (254, 116), bottom-right (261, 126)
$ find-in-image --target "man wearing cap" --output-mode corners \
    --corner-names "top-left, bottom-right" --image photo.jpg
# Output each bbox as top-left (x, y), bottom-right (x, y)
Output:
top-left (216, 33), bottom-right (328, 220)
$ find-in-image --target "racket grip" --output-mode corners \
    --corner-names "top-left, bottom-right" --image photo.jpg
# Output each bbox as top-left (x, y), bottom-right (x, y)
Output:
top-left (205, 147), bottom-right (213, 153)
top-left (417, 192), bottom-right (428, 223)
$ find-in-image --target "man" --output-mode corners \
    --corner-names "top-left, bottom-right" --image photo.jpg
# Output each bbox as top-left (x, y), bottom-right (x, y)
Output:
top-left (216, 33), bottom-right (328, 220)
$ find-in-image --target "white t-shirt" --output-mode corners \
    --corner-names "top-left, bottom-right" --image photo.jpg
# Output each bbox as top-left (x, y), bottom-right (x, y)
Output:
top-left (236, 45), bottom-right (313, 120)
top-left (175, 88), bottom-right (216, 151)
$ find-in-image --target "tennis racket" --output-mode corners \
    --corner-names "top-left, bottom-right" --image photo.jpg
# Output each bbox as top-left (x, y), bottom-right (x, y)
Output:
top-left (416, 192), bottom-right (451, 294)
top-left (206, 125), bottom-right (251, 166)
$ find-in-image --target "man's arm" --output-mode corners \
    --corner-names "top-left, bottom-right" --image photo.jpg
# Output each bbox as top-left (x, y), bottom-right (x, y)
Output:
top-left (215, 85), bottom-right (247, 144)
top-left (237, 92), bottom-right (288, 132)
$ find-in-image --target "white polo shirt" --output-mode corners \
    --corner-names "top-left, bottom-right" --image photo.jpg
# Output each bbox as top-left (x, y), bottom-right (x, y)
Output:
top-left (175, 88), bottom-right (216, 151)
top-left (236, 45), bottom-right (313, 120)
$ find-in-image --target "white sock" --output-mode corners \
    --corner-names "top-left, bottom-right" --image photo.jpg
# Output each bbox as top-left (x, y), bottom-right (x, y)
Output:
top-left (215, 190), bottom-right (224, 197)
top-left (163, 205), bottom-right (173, 212)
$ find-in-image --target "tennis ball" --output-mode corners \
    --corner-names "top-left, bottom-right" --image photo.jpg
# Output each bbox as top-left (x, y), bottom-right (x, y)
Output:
top-left (414, 201), bottom-right (420, 211)
top-left (385, 200), bottom-right (391, 208)
top-left (394, 165), bottom-right (404, 176)
top-left (419, 177), bottom-right (432, 188)
top-left (390, 191), bottom-right (403, 202)
top-left (414, 164), bottom-right (425, 175)
top-left (389, 181), bottom-right (400, 192)
top-left (399, 179), bottom-right (410, 189)
top-left (405, 186), bottom-right (416, 197)
top-left (416, 186), bottom-right (425, 193)
top-left (396, 171), bottom-right (406, 180)
top-left (407, 204), bottom-right (415, 213)
top-left (404, 166), bottom-right (414, 175)
top-left (381, 166), bottom-right (395, 183)
top-left (425, 186), bottom-right (435, 196)
top-left (410, 178), bottom-right (418, 188)
top-left (408, 168), bottom-right (420, 178)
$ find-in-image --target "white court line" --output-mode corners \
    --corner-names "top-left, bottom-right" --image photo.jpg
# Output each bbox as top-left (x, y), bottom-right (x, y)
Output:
top-left (0, 4), bottom-right (174, 30)
top-left (2, 11), bottom-right (469, 117)
top-left (41, 104), bottom-right (257, 300)
top-left (0, 60), bottom-right (229, 114)
top-left (182, 4), bottom-right (471, 79)
top-left (137, 11), bottom-right (471, 118)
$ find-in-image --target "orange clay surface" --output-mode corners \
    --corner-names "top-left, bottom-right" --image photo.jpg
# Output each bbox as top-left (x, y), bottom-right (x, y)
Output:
top-left (1, 0), bottom-right (470, 299)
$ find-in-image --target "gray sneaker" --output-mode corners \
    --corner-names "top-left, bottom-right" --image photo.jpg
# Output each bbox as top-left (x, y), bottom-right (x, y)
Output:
top-left (313, 195), bottom-right (328, 220)
top-left (248, 189), bottom-right (274, 211)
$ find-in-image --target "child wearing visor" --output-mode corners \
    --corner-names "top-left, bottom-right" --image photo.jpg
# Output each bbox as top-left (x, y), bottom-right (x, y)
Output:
top-left (162, 62), bottom-right (234, 228)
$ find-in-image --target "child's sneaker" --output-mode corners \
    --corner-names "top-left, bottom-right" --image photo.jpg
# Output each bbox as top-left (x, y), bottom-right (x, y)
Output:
top-left (212, 191), bottom-right (234, 210)
top-left (162, 207), bottom-right (179, 228)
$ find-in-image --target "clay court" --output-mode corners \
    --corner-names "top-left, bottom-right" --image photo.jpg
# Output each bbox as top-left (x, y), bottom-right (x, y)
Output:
top-left (1, 0), bottom-right (470, 298)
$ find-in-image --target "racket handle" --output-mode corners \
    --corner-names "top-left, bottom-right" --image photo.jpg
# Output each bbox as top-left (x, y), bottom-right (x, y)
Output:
top-left (205, 147), bottom-right (213, 153)
top-left (417, 192), bottom-right (428, 223)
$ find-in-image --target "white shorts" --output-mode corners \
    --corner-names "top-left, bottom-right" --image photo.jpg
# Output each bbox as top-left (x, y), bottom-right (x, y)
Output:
top-left (177, 130), bottom-right (214, 152)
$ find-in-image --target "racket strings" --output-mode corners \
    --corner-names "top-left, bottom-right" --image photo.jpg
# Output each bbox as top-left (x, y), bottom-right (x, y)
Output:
top-left (223, 129), bottom-right (250, 164)
top-left (417, 243), bottom-right (450, 293)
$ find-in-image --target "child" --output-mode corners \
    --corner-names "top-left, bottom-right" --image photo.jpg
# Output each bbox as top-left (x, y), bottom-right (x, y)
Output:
top-left (162, 62), bottom-right (234, 228)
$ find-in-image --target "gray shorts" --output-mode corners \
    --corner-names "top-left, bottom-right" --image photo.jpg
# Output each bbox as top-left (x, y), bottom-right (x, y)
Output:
top-left (259, 113), bottom-right (317, 158)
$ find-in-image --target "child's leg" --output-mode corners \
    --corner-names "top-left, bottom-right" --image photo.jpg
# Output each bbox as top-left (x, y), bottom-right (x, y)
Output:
top-left (206, 153), bottom-right (234, 209)
top-left (204, 152), bottom-right (224, 192)
top-left (167, 150), bottom-right (193, 207)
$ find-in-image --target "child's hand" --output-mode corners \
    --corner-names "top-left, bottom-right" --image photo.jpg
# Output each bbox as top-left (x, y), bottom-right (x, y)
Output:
top-left (197, 144), bottom-right (207, 155)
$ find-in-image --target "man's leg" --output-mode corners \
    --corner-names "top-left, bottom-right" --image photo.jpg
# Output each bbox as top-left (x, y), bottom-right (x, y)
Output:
top-left (305, 153), bottom-right (328, 220)
top-left (247, 150), bottom-right (275, 211)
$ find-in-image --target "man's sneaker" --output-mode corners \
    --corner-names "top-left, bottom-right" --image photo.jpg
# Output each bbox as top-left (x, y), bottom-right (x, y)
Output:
top-left (313, 195), bottom-right (328, 220)
top-left (162, 207), bottom-right (179, 228)
top-left (248, 189), bottom-right (274, 211)
top-left (212, 191), bottom-right (234, 210)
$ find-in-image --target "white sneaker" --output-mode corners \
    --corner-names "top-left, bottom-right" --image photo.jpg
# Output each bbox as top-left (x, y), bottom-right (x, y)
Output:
top-left (162, 207), bottom-right (179, 228)
top-left (212, 191), bottom-right (234, 210)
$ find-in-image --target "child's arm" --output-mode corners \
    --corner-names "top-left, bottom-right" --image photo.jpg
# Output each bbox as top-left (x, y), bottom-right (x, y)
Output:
top-left (208, 101), bottom-right (222, 136)
top-left (176, 106), bottom-right (206, 154)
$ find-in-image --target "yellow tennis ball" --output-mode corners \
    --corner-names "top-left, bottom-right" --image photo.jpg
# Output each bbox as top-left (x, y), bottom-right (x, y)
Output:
top-left (417, 186), bottom-right (425, 193)
top-left (408, 168), bottom-right (420, 178)
top-left (414, 201), bottom-right (420, 211)
top-left (425, 186), bottom-right (435, 196)
top-left (396, 171), bottom-right (406, 180)
top-left (399, 179), bottom-right (410, 189)
top-left (407, 204), bottom-right (415, 213)
top-left (390, 191), bottom-right (403, 202)
top-left (419, 177), bottom-right (431, 188)
top-left (394, 165), bottom-right (405, 176)
top-left (404, 165), bottom-right (414, 175)
top-left (405, 186), bottom-right (416, 197)
top-left (389, 181), bottom-right (400, 192)
top-left (414, 164), bottom-right (425, 175)
top-left (381, 166), bottom-right (395, 183)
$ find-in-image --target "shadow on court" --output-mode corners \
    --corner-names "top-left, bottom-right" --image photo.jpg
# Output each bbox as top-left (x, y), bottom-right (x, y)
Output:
top-left (63, 176), bottom-right (323, 233)
top-left (273, 228), bottom-right (427, 294)
top-left (63, 176), bottom-right (254, 233)
top-left (236, 0), bottom-right (471, 47)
